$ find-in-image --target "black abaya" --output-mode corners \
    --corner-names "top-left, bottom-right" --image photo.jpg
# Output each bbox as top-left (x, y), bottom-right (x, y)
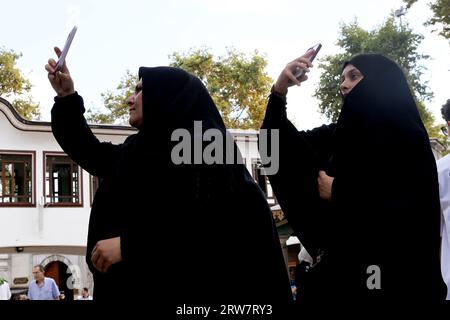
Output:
top-left (51, 67), bottom-right (292, 305)
top-left (261, 54), bottom-right (446, 300)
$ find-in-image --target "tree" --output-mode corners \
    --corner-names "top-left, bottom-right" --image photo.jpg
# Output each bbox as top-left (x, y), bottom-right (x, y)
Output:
top-left (0, 48), bottom-right (40, 120)
top-left (169, 48), bottom-right (272, 129)
top-left (87, 70), bottom-right (138, 124)
top-left (91, 48), bottom-right (273, 129)
top-left (314, 15), bottom-right (440, 137)
top-left (13, 97), bottom-right (41, 120)
top-left (404, 0), bottom-right (450, 40)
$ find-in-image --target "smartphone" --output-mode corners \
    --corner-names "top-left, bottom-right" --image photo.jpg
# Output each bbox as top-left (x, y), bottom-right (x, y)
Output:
top-left (54, 26), bottom-right (78, 72)
top-left (294, 43), bottom-right (322, 79)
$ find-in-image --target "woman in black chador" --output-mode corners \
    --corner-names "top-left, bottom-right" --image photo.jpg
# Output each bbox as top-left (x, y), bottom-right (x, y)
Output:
top-left (46, 48), bottom-right (291, 304)
top-left (262, 52), bottom-right (446, 300)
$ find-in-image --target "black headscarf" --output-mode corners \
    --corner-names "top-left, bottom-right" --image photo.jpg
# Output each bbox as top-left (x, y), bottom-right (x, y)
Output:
top-left (124, 66), bottom-right (239, 169)
top-left (137, 67), bottom-right (227, 138)
top-left (331, 54), bottom-right (428, 175)
top-left (327, 54), bottom-right (445, 298)
top-left (330, 54), bottom-right (436, 208)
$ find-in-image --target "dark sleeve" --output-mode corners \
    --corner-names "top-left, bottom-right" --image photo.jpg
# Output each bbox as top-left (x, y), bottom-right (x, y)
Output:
top-left (259, 93), bottom-right (335, 256)
top-left (262, 92), bottom-right (336, 160)
top-left (302, 124), bottom-right (337, 166)
top-left (51, 92), bottom-right (122, 178)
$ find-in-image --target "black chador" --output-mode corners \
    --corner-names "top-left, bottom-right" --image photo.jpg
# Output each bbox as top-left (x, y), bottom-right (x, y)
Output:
top-left (51, 67), bottom-right (292, 304)
top-left (261, 54), bottom-right (446, 300)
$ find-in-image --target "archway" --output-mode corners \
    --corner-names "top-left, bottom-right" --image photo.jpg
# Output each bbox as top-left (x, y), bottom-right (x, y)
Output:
top-left (40, 255), bottom-right (80, 301)
top-left (44, 261), bottom-right (73, 300)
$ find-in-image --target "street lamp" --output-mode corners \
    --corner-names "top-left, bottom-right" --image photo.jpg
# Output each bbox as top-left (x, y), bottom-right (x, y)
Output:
top-left (394, 6), bottom-right (407, 26)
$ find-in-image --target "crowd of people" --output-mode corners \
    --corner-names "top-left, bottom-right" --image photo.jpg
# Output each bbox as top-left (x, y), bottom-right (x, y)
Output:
top-left (0, 265), bottom-right (92, 301)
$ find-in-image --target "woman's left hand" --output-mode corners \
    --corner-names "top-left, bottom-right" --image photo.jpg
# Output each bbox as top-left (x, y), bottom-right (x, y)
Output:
top-left (272, 50), bottom-right (314, 95)
top-left (91, 237), bottom-right (122, 273)
top-left (318, 170), bottom-right (334, 201)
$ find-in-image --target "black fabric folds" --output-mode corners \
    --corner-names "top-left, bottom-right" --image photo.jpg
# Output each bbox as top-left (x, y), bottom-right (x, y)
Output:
top-left (261, 54), bottom-right (446, 300)
top-left (51, 66), bottom-right (292, 305)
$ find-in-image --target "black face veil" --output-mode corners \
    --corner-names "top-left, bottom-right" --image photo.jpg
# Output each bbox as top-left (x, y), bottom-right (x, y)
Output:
top-left (330, 54), bottom-right (432, 178)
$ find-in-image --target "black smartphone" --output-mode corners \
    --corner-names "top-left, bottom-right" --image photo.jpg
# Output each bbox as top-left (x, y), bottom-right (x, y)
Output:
top-left (294, 43), bottom-right (322, 79)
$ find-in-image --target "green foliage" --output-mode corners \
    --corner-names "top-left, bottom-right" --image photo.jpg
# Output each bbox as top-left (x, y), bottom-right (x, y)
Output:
top-left (425, 0), bottom-right (450, 39)
top-left (13, 96), bottom-right (41, 120)
top-left (404, 0), bottom-right (450, 40)
top-left (87, 70), bottom-right (138, 124)
top-left (403, 0), bottom-right (418, 8)
top-left (0, 48), bottom-right (40, 120)
top-left (92, 48), bottom-right (273, 129)
top-left (169, 48), bottom-right (273, 129)
top-left (0, 49), bottom-right (30, 95)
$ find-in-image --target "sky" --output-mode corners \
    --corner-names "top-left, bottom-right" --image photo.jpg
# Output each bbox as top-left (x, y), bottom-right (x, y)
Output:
top-left (1, 0), bottom-right (448, 130)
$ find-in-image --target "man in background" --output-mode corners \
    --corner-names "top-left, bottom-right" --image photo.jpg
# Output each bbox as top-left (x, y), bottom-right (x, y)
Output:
top-left (0, 274), bottom-right (11, 300)
top-left (27, 265), bottom-right (60, 300)
top-left (436, 99), bottom-right (450, 300)
top-left (77, 287), bottom-right (92, 300)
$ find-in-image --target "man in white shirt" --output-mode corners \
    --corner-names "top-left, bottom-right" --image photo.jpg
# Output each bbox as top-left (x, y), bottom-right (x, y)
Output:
top-left (0, 276), bottom-right (11, 300)
top-left (27, 265), bottom-right (60, 300)
top-left (77, 287), bottom-right (92, 300)
top-left (436, 99), bottom-right (450, 300)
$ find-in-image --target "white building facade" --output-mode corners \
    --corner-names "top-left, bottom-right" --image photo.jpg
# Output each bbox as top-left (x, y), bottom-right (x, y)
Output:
top-left (0, 97), bottom-right (277, 299)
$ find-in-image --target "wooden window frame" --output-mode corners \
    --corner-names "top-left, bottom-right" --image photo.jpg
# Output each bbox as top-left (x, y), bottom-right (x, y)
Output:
top-left (0, 150), bottom-right (36, 207)
top-left (43, 152), bottom-right (83, 207)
